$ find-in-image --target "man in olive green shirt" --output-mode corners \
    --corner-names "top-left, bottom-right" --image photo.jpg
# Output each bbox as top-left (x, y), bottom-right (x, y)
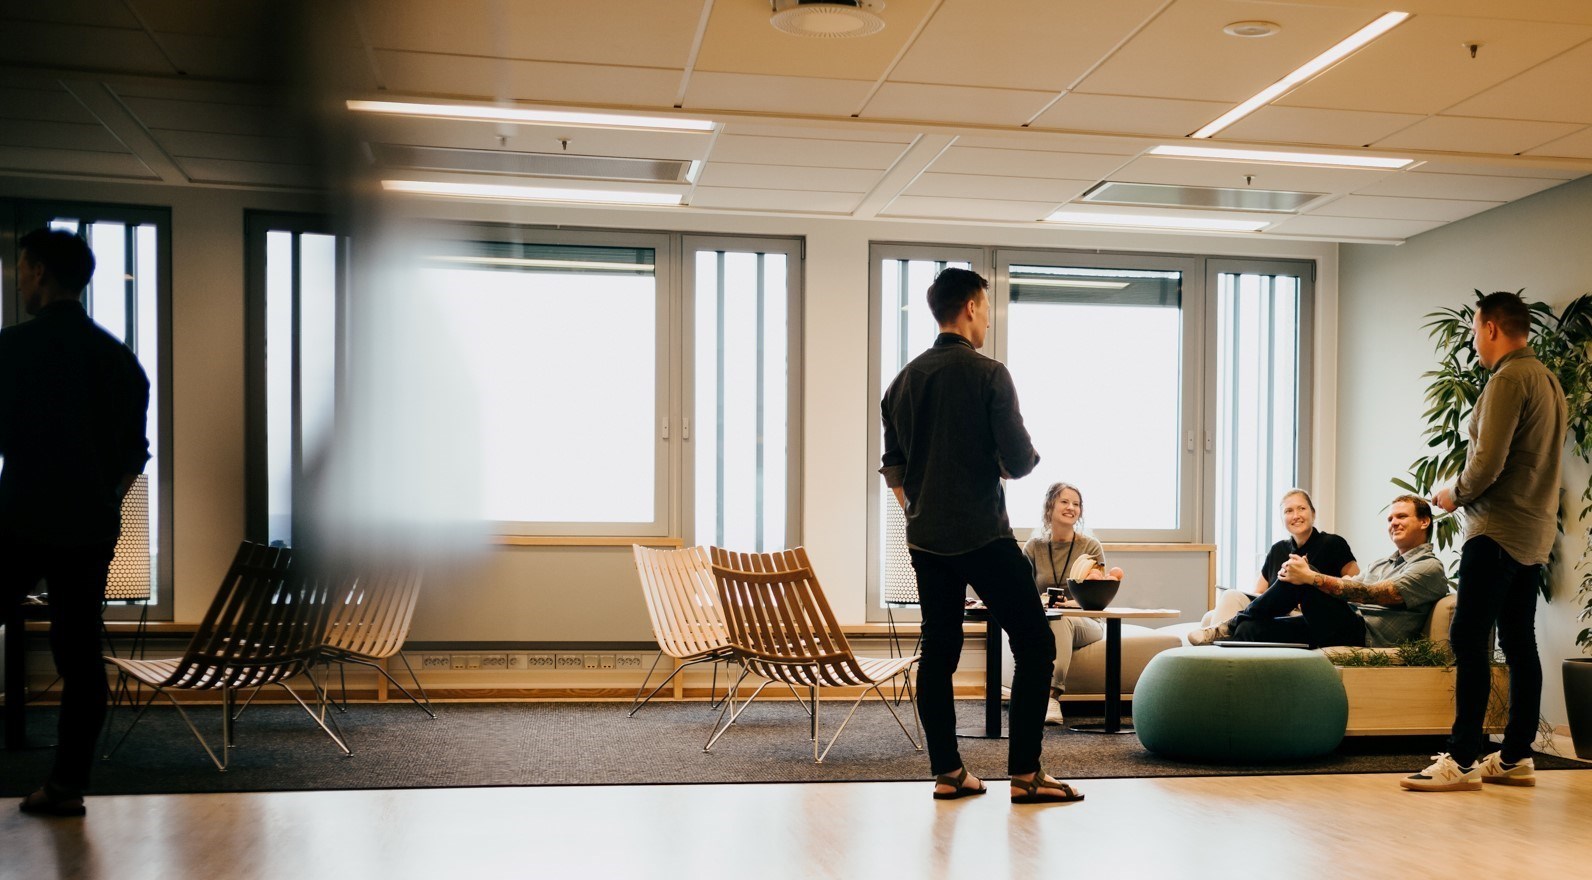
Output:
top-left (1404, 292), bottom-right (1568, 792)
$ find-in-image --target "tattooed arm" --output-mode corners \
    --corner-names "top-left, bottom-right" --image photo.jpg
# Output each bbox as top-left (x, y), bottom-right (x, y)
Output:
top-left (1310, 572), bottom-right (1404, 606)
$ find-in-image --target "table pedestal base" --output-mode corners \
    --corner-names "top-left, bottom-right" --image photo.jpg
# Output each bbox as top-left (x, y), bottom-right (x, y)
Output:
top-left (956, 726), bottom-right (1008, 739)
top-left (1068, 722), bottom-right (1136, 735)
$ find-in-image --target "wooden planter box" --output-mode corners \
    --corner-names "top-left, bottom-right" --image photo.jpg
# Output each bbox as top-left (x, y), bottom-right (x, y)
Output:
top-left (1339, 665), bottom-right (1509, 736)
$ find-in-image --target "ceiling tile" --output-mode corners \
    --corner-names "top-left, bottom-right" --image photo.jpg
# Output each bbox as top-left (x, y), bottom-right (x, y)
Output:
top-left (1219, 106), bottom-right (1425, 148)
top-left (0, 1), bottom-right (140, 28)
top-left (154, 130), bottom-right (306, 165)
top-left (1398, 157), bottom-right (1588, 179)
top-left (0, 20), bottom-right (172, 75)
top-left (0, 145), bottom-right (156, 180)
top-left (1030, 93), bottom-right (1232, 138)
top-left (355, 0), bottom-right (701, 68)
top-left (1307, 194), bottom-right (1502, 222)
top-left (903, 173), bottom-right (1094, 202)
top-left (696, 162), bottom-right (881, 192)
top-left (1258, 1), bottom-right (1592, 26)
top-left (889, 0), bottom-right (1164, 91)
top-left (719, 120), bottom-right (915, 142)
top-left (376, 51), bottom-right (681, 107)
top-left (1446, 41), bottom-right (1592, 123)
top-left (121, 96), bottom-right (283, 137)
top-left (928, 145), bottom-right (1130, 180)
top-left (860, 83), bottom-right (1055, 126)
top-left (683, 72), bottom-right (872, 118)
top-left (1108, 155), bottom-right (1388, 194)
top-left (0, 120), bottom-right (126, 154)
top-left (174, 157), bottom-right (316, 188)
top-left (0, 85), bottom-right (101, 125)
top-left (1279, 15), bottom-right (1592, 115)
top-left (135, 0), bottom-right (274, 36)
top-left (1372, 116), bottom-right (1584, 155)
top-left (881, 195), bottom-right (1059, 222)
top-left (1355, 171), bottom-right (1566, 201)
top-left (156, 33), bottom-right (273, 80)
top-left (951, 132), bottom-right (1147, 155)
top-left (1074, 0), bottom-right (1378, 103)
top-left (1265, 215), bottom-right (1444, 240)
top-left (694, 0), bottom-right (938, 80)
top-left (708, 134), bottom-right (909, 170)
top-left (690, 186), bottom-right (861, 214)
top-left (1523, 127), bottom-right (1592, 159)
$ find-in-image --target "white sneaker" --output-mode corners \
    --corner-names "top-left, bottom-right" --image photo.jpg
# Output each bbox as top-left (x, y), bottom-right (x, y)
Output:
top-left (1045, 698), bottom-right (1065, 726)
top-left (1187, 620), bottom-right (1232, 646)
top-left (1400, 753), bottom-right (1482, 791)
top-left (1475, 752), bottom-right (1536, 787)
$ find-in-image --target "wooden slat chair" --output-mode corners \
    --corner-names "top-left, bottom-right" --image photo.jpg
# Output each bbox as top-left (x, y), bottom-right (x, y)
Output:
top-left (317, 567), bottom-right (434, 718)
top-left (101, 542), bottom-right (349, 770)
top-left (629, 545), bottom-right (737, 716)
top-left (707, 546), bottom-right (922, 763)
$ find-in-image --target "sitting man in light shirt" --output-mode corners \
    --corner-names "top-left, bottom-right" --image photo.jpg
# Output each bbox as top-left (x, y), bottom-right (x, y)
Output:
top-left (1189, 495), bottom-right (1450, 648)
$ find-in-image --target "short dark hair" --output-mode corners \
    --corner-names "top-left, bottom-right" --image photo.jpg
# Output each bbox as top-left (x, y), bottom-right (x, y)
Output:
top-left (1476, 291), bottom-right (1530, 339)
top-left (927, 268), bottom-right (988, 325)
top-left (18, 228), bottom-right (96, 295)
top-left (1391, 493), bottom-right (1433, 541)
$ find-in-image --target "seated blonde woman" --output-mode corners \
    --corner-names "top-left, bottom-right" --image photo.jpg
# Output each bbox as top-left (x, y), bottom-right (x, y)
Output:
top-left (1205, 487), bottom-right (1361, 628)
top-left (1021, 482), bottom-right (1110, 726)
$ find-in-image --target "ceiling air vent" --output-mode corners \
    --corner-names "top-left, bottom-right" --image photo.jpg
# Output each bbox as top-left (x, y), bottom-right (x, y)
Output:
top-left (371, 144), bottom-right (693, 183)
top-left (1080, 181), bottom-right (1324, 213)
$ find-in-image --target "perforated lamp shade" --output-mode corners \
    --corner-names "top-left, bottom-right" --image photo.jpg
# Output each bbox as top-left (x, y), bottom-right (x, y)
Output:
top-left (881, 500), bottom-right (918, 605)
top-left (105, 474), bottom-right (151, 602)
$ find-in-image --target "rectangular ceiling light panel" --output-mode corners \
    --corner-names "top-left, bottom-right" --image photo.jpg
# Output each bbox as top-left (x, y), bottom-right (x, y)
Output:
top-left (1081, 181), bottom-right (1324, 213)
top-left (348, 100), bottom-right (716, 132)
top-left (1043, 209), bottom-right (1269, 232)
top-left (1148, 144), bottom-right (1414, 170)
top-left (1192, 11), bottom-right (1411, 139)
top-left (382, 180), bottom-right (684, 206)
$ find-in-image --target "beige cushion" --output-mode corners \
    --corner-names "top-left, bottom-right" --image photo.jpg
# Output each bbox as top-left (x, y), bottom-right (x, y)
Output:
top-left (1318, 592), bottom-right (1457, 663)
top-left (998, 624), bottom-right (1183, 696)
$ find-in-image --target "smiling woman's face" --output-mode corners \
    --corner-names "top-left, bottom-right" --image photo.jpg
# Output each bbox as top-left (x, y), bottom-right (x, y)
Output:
top-left (1051, 487), bottom-right (1082, 532)
top-left (1281, 492), bottom-right (1315, 539)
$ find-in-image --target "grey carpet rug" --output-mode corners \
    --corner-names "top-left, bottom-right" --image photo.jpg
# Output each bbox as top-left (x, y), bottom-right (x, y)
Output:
top-left (1, 699), bottom-right (1584, 796)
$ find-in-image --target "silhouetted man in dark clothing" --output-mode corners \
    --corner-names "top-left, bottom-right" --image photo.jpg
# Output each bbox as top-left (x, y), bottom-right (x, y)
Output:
top-left (3, 228), bottom-right (149, 817)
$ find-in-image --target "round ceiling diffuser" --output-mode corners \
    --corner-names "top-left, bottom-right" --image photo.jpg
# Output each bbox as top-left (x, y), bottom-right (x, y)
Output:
top-left (1222, 20), bottom-right (1281, 38)
top-left (770, 0), bottom-right (886, 38)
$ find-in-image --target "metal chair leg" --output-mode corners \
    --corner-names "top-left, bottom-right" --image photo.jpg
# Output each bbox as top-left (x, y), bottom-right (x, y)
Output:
top-left (704, 667), bottom-right (753, 751)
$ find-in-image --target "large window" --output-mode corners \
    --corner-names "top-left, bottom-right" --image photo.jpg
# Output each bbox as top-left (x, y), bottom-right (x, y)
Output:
top-left (5, 201), bottom-right (172, 619)
top-left (247, 224), bottom-right (802, 546)
top-left (865, 243), bottom-right (1311, 619)
top-left (245, 213), bottom-right (345, 547)
top-left (1210, 261), bottom-right (1313, 591)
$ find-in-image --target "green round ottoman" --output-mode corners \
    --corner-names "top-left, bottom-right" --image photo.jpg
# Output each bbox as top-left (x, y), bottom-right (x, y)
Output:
top-left (1132, 646), bottom-right (1348, 762)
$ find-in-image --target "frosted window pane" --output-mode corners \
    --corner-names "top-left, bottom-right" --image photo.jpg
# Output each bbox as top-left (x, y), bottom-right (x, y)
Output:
top-left (299, 234), bottom-right (338, 465)
top-left (1004, 269), bottom-right (1183, 532)
top-left (135, 225), bottom-right (160, 600)
top-left (265, 231), bottom-right (294, 544)
top-left (419, 259), bottom-right (656, 523)
top-left (87, 222), bottom-right (127, 342)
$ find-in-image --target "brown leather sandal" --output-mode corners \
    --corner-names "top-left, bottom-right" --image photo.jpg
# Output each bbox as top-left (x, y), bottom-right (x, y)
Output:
top-left (1010, 772), bottom-right (1085, 804)
top-left (932, 767), bottom-right (988, 800)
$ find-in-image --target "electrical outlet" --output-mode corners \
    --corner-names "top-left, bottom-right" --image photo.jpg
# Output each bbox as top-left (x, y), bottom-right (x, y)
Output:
top-left (599, 654), bottom-right (616, 669)
top-left (583, 654), bottom-right (602, 669)
top-left (451, 655), bottom-right (470, 670)
top-left (480, 654), bottom-right (508, 671)
top-left (421, 654), bottom-right (452, 671)
top-left (505, 654), bottom-right (527, 671)
top-left (555, 654), bottom-right (583, 670)
top-left (615, 654), bottom-right (645, 670)
top-left (527, 653), bottom-right (556, 671)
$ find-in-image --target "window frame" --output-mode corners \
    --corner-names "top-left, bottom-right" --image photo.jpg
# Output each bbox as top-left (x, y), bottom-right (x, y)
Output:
top-left (3, 198), bottom-right (174, 621)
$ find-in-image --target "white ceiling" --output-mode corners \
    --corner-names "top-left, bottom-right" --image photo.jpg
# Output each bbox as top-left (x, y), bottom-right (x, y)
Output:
top-left (3, 0), bottom-right (1592, 243)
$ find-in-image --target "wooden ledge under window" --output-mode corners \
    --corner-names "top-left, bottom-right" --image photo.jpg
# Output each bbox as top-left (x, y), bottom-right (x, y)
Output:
top-left (491, 536), bottom-right (683, 548)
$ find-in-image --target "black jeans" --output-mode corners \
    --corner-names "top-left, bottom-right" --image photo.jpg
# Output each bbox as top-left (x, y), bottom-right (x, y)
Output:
top-left (1448, 535), bottom-right (1541, 765)
top-left (1229, 580), bottom-right (1367, 648)
top-left (2, 537), bottom-right (114, 797)
top-left (911, 539), bottom-right (1056, 777)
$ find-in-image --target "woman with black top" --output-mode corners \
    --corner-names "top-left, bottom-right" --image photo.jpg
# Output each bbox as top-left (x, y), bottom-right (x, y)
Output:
top-left (1207, 487), bottom-right (1360, 625)
top-left (1021, 482), bottom-right (1105, 726)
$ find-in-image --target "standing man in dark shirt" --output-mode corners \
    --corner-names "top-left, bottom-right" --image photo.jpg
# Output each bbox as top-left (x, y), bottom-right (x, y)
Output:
top-left (3, 229), bottom-right (150, 817)
top-left (1404, 292), bottom-right (1568, 792)
top-left (880, 268), bottom-right (1080, 805)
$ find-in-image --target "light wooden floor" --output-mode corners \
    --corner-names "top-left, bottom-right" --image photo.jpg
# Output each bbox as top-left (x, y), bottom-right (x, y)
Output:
top-left (4, 767), bottom-right (1590, 880)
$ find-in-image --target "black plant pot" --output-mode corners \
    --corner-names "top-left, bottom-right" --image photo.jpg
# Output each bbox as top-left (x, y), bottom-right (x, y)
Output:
top-left (1565, 658), bottom-right (1592, 759)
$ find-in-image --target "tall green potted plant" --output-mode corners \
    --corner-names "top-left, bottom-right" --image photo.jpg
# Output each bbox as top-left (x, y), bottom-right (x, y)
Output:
top-left (1395, 291), bottom-right (1592, 758)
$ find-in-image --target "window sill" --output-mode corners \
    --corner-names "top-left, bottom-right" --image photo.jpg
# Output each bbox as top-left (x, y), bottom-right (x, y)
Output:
top-left (491, 536), bottom-right (683, 548)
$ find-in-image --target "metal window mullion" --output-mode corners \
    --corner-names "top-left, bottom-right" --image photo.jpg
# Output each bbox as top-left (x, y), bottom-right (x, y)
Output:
top-left (288, 234), bottom-right (303, 549)
top-left (754, 251), bottom-right (765, 552)
top-left (715, 250), bottom-right (726, 549)
top-left (123, 223), bottom-right (137, 346)
top-left (1226, 276), bottom-right (1244, 589)
top-left (1263, 277), bottom-right (1277, 516)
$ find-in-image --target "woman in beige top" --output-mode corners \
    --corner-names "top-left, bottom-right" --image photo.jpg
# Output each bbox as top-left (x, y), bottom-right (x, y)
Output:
top-left (1021, 482), bottom-right (1106, 726)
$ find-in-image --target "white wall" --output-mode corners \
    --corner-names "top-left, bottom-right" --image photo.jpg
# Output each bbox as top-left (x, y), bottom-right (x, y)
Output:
top-left (1338, 173), bottom-right (1592, 728)
top-left (1, 175), bottom-right (1339, 643)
